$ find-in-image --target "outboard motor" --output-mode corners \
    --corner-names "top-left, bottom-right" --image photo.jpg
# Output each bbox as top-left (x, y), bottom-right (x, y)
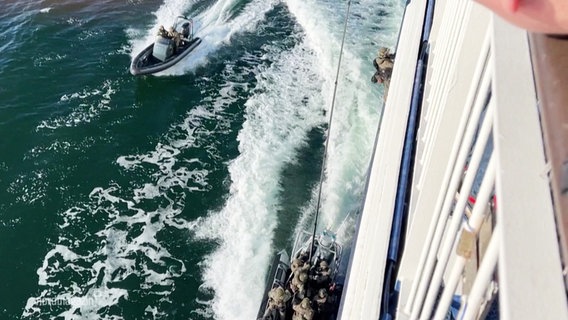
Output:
top-left (152, 37), bottom-right (174, 62)
top-left (319, 230), bottom-right (335, 250)
top-left (314, 230), bottom-right (336, 262)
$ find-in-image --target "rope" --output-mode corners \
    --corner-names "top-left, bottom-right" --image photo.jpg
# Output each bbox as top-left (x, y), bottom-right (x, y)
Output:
top-left (309, 0), bottom-right (352, 262)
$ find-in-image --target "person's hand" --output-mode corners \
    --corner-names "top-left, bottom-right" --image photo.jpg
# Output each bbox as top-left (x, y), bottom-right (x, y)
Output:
top-left (475, 0), bottom-right (568, 34)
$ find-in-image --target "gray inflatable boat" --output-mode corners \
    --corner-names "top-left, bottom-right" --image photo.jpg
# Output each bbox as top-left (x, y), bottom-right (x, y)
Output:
top-left (130, 16), bottom-right (202, 76)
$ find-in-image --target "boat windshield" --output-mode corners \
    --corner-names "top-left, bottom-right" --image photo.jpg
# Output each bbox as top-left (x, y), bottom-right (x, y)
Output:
top-left (173, 16), bottom-right (194, 40)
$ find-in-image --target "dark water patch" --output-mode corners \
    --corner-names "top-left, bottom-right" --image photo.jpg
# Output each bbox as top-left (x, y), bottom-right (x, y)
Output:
top-left (273, 124), bottom-right (326, 251)
top-left (0, 0), bottom-right (357, 318)
top-left (224, 0), bottom-right (256, 22)
top-left (0, 202), bottom-right (58, 317)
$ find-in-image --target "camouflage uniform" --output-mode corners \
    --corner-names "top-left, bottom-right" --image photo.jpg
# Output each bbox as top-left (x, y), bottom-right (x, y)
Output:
top-left (371, 47), bottom-right (396, 101)
top-left (157, 25), bottom-right (168, 38)
top-left (265, 286), bottom-right (291, 319)
top-left (290, 271), bottom-right (308, 298)
top-left (291, 258), bottom-right (310, 276)
top-left (312, 260), bottom-right (331, 287)
top-left (292, 298), bottom-right (314, 320)
top-left (168, 27), bottom-right (182, 49)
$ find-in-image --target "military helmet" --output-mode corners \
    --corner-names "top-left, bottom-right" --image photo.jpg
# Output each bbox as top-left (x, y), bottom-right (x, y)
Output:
top-left (378, 47), bottom-right (389, 58)
top-left (274, 286), bottom-right (284, 299)
top-left (299, 272), bottom-right (308, 282)
top-left (292, 258), bottom-right (302, 266)
top-left (318, 288), bottom-right (327, 297)
top-left (168, 26), bottom-right (174, 32)
top-left (301, 298), bottom-right (310, 308)
top-left (320, 260), bottom-right (328, 268)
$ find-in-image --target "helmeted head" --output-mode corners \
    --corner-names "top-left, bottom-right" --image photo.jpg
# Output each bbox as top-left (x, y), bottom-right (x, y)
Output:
top-left (292, 258), bottom-right (302, 267)
top-left (320, 260), bottom-right (328, 268)
top-left (318, 288), bottom-right (327, 298)
top-left (301, 298), bottom-right (310, 309)
top-left (378, 47), bottom-right (390, 59)
top-left (299, 272), bottom-right (308, 282)
top-left (273, 286), bottom-right (285, 299)
top-left (168, 26), bottom-right (174, 33)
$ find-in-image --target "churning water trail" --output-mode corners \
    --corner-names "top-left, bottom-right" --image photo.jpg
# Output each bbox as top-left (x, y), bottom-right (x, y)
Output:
top-left (23, 0), bottom-right (286, 319)
top-left (189, 0), bottom-right (404, 319)
top-left (190, 36), bottom-right (327, 320)
top-left (15, 0), bottom-right (404, 319)
top-left (285, 0), bottom-right (404, 232)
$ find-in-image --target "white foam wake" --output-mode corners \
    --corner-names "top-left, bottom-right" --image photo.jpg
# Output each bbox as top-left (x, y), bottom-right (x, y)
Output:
top-left (285, 0), bottom-right (404, 232)
top-left (23, 0), bottom-right (405, 319)
top-left (191, 40), bottom-right (327, 319)
top-left (24, 45), bottom-right (262, 320)
top-left (24, 107), bottom-right (224, 319)
top-left (192, 1), bottom-right (405, 318)
top-left (36, 80), bottom-right (117, 130)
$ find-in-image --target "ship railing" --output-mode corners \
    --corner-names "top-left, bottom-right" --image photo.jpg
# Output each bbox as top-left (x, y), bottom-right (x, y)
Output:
top-left (394, 1), bottom-right (568, 320)
top-left (529, 32), bottom-right (568, 287)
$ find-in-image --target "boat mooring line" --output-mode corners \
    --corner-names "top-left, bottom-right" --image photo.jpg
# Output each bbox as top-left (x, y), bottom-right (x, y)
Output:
top-left (309, 0), bottom-right (352, 262)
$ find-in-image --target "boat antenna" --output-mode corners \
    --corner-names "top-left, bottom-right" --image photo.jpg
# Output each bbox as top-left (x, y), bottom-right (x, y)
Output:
top-left (309, 0), bottom-right (352, 263)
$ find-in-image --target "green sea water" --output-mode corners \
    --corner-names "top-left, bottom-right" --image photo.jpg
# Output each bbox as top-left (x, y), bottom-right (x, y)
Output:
top-left (0, 0), bottom-right (403, 319)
